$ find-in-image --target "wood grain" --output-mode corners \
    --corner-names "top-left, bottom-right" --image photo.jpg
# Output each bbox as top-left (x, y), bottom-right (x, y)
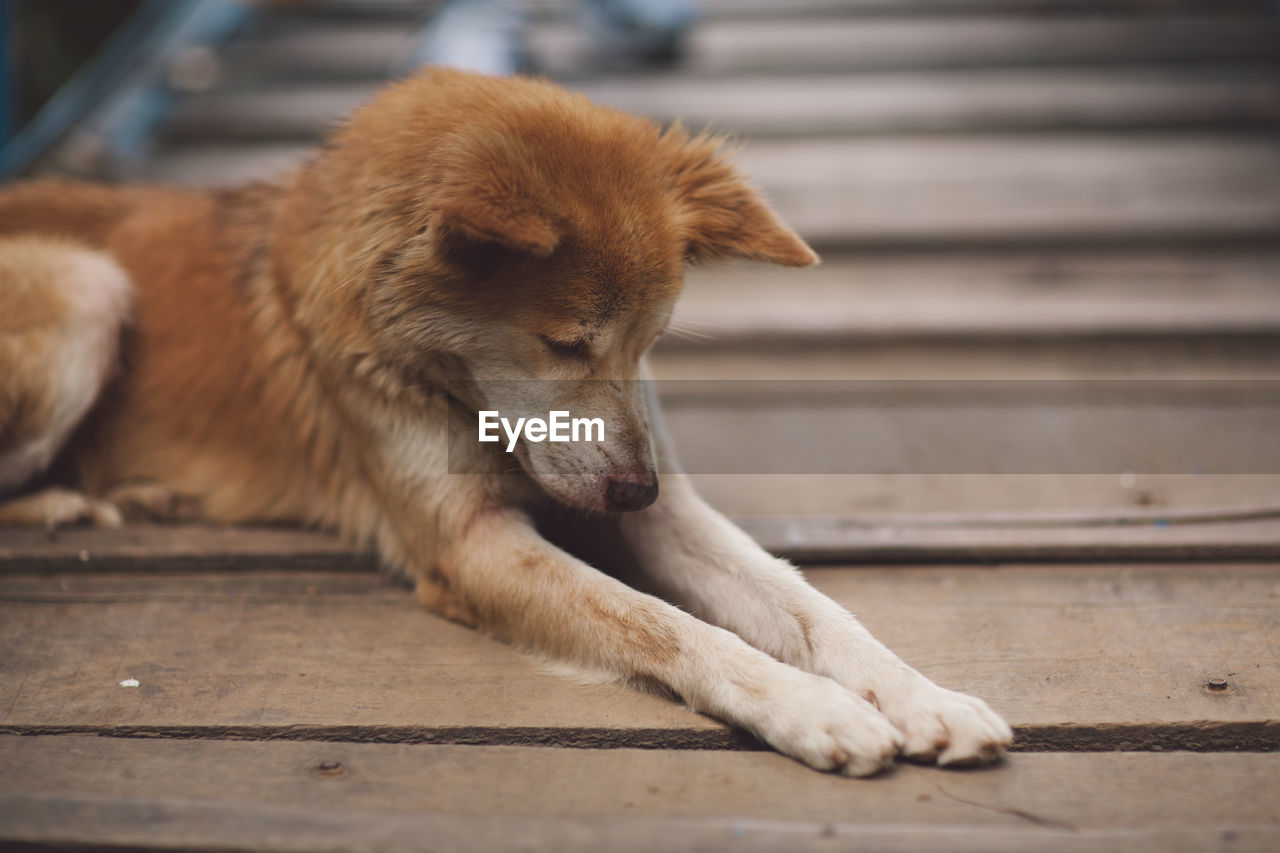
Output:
top-left (0, 525), bottom-right (375, 574)
top-left (140, 135), bottom-right (1280, 248)
top-left (1, 738), bottom-right (1276, 852)
top-left (745, 517), bottom-right (1280, 563)
top-left (577, 70), bottom-right (1280, 136)
top-left (539, 17), bottom-right (1280, 77)
top-left (302, 0), bottom-right (1274, 19)
top-left (673, 250), bottom-right (1280, 342)
top-left (229, 14), bottom-right (1280, 91)
top-left (5, 509), bottom-right (1280, 573)
top-left (734, 134), bottom-right (1280, 247)
top-left (1, 563), bottom-right (1275, 742)
top-left (162, 70), bottom-right (1280, 141)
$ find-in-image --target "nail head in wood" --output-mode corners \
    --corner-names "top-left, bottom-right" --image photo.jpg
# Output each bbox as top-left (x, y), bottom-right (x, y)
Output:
top-left (312, 760), bottom-right (346, 778)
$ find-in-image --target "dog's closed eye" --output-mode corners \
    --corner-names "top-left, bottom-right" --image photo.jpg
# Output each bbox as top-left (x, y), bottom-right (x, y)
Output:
top-left (539, 335), bottom-right (590, 359)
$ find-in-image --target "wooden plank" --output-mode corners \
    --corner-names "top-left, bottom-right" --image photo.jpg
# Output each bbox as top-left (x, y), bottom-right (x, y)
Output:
top-left (674, 250), bottom-right (1280, 343)
top-left (222, 23), bottom-right (419, 82)
top-left (576, 70), bottom-right (1280, 136)
top-left (657, 381), bottom-right (1280, 477)
top-left (5, 501), bottom-right (1280, 574)
top-left (668, 17), bottom-right (1280, 76)
top-left (229, 17), bottom-right (1280, 81)
top-left (649, 335), bottom-right (1280, 381)
top-left (658, 248), bottom-right (1280, 381)
top-left (684, 0), bottom-right (1269, 12)
top-left (0, 568), bottom-right (724, 739)
top-left (163, 84), bottom-right (375, 142)
top-left (139, 135), bottom-right (1280, 247)
top-left (0, 525), bottom-right (375, 574)
top-left (299, 0), bottom-right (1274, 20)
top-left (1, 740), bottom-right (1278, 852)
top-left (742, 516), bottom-right (1280, 562)
top-left (543, 19), bottom-right (1280, 78)
top-left (619, 0), bottom-right (1274, 14)
top-left (138, 140), bottom-right (309, 185)
top-left (162, 69), bottom-right (1280, 141)
top-left (686, 475), bottom-right (1280, 518)
top-left (1, 562), bottom-right (1276, 742)
top-left (732, 134), bottom-right (1280, 247)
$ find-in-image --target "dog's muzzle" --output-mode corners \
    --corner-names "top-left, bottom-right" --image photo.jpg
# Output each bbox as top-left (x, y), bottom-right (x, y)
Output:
top-left (604, 476), bottom-right (659, 512)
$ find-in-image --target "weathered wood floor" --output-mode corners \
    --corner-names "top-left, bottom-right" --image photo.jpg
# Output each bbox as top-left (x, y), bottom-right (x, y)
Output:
top-left (2, 527), bottom-right (1279, 851)
top-left (6, 0), bottom-right (1280, 849)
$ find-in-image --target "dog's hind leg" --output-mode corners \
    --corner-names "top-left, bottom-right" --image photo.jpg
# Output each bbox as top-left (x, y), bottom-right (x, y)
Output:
top-left (0, 236), bottom-right (131, 527)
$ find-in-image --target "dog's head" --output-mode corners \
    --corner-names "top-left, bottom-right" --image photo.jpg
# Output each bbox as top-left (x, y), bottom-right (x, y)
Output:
top-left (275, 68), bottom-right (815, 512)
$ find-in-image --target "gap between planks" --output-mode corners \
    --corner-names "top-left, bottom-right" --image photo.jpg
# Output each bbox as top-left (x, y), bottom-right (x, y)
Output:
top-left (4, 513), bottom-right (1280, 573)
top-left (0, 721), bottom-right (1277, 754)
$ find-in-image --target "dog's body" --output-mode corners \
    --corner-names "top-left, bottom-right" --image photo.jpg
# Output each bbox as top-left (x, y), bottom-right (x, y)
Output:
top-left (0, 69), bottom-right (1010, 775)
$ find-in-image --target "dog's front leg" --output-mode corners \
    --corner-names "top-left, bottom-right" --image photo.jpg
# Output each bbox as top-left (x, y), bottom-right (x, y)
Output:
top-left (618, 475), bottom-right (1013, 767)
top-left (421, 505), bottom-right (904, 776)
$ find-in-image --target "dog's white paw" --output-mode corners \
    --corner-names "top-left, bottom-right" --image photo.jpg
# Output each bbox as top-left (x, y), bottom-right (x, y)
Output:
top-left (751, 673), bottom-right (904, 777)
top-left (871, 676), bottom-right (1012, 767)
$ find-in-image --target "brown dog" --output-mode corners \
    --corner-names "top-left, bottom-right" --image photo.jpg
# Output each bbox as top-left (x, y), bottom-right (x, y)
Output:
top-left (0, 69), bottom-right (1010, 774)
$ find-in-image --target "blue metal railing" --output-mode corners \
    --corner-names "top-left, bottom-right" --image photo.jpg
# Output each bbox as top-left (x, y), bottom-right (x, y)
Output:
top-left (0, 3), bottom-right (11, 145)
top-left (0, 0), bottom-right (250, 179)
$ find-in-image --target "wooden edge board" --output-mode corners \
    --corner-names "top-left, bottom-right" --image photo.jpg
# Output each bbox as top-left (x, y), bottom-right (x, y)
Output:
top-left (2, 563), bottom-right (1276, 735)
top-left (652, 326), bottom-right (1280, 350)
top-left (4, 516), bottom-right (1280, 571)
top-left (741, 517), bottom-right (1280, 563)
top-left (0, 525), bottom-right (378, 574)
top-left (2, 741), bottom-right (1278, 853)
top-left (6, 795), bottom-right (1274, 853)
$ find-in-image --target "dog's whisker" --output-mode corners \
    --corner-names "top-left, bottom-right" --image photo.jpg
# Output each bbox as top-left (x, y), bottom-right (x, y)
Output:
top-left (664, 321), bottom-right (719, 344)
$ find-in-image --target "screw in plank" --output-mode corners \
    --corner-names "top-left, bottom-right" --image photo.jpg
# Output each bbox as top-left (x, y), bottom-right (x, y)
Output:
top-left (1205, 678), bottom-right (1229, 691)
top-left (311, 760), bottom-right (347, 779)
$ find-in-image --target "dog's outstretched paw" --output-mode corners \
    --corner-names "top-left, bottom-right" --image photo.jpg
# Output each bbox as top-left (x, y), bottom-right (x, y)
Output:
top-left (0, 487), bottom-right (123, 529)
top-left (752, 673), bottom-right (904, 777)
top-left (874, 678), bottom-right (1012, 767)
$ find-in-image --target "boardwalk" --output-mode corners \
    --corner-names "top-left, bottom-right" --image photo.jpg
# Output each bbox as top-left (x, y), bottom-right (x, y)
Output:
top-left (3, 0), bottom-right (1279, 849)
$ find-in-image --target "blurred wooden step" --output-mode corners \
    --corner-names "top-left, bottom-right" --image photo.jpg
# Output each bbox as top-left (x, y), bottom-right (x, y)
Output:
top-left (739, 133), bottom-right (1280, 248)
top-left (686, 475), bottom-right (1280, 518)
top-left (224, 15), bottom-right (1280, 82)
top-left (5, 510), bottom-right (1280, 570)
top-left (537, 16), bottom-right (1280, 78)
top-left (297, 0), bottom-right (1274, 20)
top-left (657, 380), bottom-right (1280, 480)
top-left (3, 741), bottom-right (1277, 852)
top-left (2, 554), bottom-right (1277, 739)
top-left (138, 134), bottom-right (1280, 248)
top-left (578, 68), bottom-right (1280, 136)
top-left (745, 514), bottom-right (1280, 562)
top-left (672, 250), bottom-right (1280, 345)
top-left (163, 68), bottom-right (1280, 141)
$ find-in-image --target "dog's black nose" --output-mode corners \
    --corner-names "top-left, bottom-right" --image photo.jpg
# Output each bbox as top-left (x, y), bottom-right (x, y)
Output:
top-left (605, 476), bottom-right (659, 512)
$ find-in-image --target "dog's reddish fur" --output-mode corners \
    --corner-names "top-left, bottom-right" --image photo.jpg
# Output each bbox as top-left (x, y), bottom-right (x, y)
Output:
top-left (0, 69), bottom-right (812, 534)
top-left (0, 69), bottom-right (1012, 776)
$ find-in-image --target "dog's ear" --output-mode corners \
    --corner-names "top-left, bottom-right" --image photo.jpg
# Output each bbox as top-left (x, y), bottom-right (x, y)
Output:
top-left (436, 193), bottom-right (561, 257)
top-left (662, 128), bottom-right (818, 267)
